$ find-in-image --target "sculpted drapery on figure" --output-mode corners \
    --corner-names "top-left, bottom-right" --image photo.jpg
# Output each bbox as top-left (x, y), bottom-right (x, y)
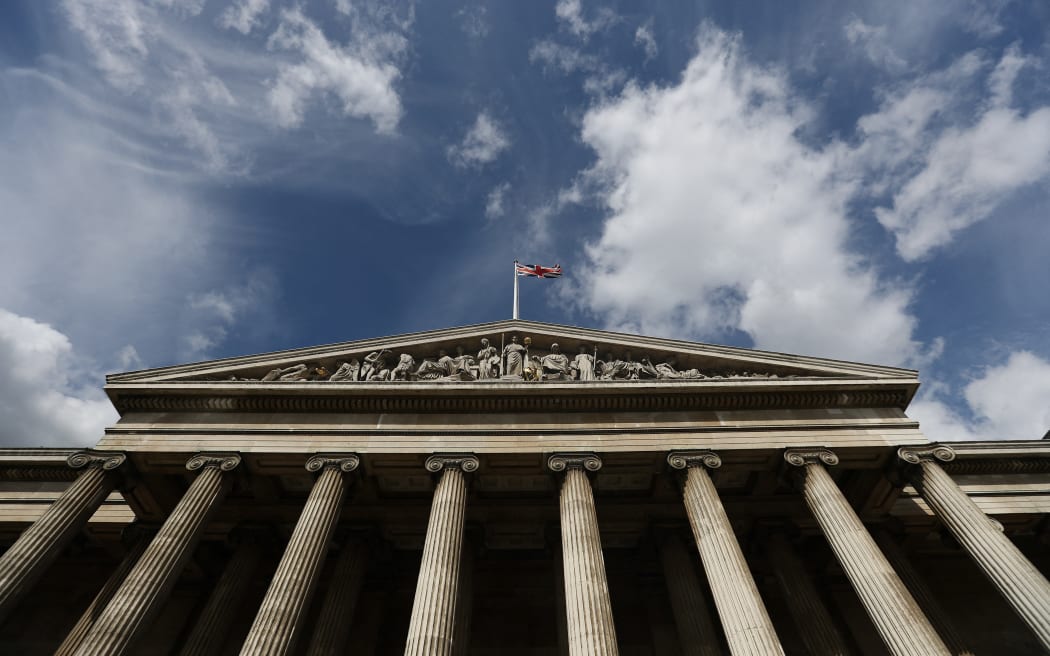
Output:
top-left (571, 346), bottom-right (595, 381)
top-left (476, 338), bottom-right (500, 379)
top-left (503, 336), bottom-right (527, 377)
top-left (541, 343), bottom-right (570, 379)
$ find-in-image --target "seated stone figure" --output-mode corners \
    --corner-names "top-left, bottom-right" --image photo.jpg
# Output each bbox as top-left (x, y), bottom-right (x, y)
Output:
top-left (541, 343), bottom-right (571, 380)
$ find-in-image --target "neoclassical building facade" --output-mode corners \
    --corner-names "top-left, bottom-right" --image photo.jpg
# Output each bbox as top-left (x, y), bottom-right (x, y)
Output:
top-left (0, 320), bottom-right (1047, 655)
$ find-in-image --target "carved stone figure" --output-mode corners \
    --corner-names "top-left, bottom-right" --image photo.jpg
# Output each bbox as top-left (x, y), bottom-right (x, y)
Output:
top-left (541, 343), bottom-right (570, 380)
top-left (390, 354), bottom-right (416, 381)
top-left (523, 356), bottom-right (543, 382)
top-left (503, 336), bottom-right (526, 377)
top-left (361, 350), bottom-right (391, 381)
top-left (638, 355), bottom-right (660, 379)
top-left (571, 347), bottom-right (596, 381)
top-left (476, 338), bottom-right (500, 379)
top-left (416, 350), bottom-right (454, 379)
top-left (262, 364), bottom-right (309, 381)
top-left (328, 359), bottom-right (360, 382)
top-left (451, 346), bottom-right (476, 377)
top-left (654, 357), bottom-right (703, 379)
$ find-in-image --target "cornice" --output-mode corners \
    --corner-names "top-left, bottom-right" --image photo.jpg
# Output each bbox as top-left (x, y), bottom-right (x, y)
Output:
top-left (105, 380), bottom-right (915, 415)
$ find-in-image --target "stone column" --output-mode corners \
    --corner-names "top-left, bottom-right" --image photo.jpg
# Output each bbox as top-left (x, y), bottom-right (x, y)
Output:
top-left (452, 536), bottom-right (475, 656)
top-left (548, 453), bottom-right (619, 656)
top-left (765, 532), bottom-right (852, 656)
top-left (667, 451), bottom-right (783, 656)
top-left (873, 530), bottom-right (974, 656)
top-left (304, 537), bottom-right (367, 656)
top-left (657, 530), bottom-right (721, 656)
top-left (404, 454), bottom-right (478, 656)
top-left (784, 449), bottom-right (949, 656)
top-left (55, 523), bottom-right (155, 656)
top-left (73, 453), bottom-right (241, 656)
top-left (0, 450), bottom-right (126, 623)
top-left (178, 531), bottom-right (267, 656)
top-left (240, 454), bottom-right (360, 656)
top-left (899, 446), bottom-right (1050, 651)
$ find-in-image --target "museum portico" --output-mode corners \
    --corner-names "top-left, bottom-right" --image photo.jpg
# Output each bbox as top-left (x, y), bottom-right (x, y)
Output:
top-left (0, 320), bottom-right (1047, 655)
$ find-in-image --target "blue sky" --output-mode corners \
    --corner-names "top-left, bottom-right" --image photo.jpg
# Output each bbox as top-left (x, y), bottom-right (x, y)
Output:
top-left (1, 0), bottom-right (1049, 446)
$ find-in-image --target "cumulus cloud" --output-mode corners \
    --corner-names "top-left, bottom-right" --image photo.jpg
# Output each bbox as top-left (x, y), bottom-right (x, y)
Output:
top-left (567, 26), bottom-right (926, 366)
top-left (911, 351), bottom-right (1050, 441)
top-left (448, 112), bottom-right (511, 168)
top-left (0, 309), bottom-right (117, 447)
top-left (863, 45), bottom-right (1050, 260)
top-left (218, 0), bottom-right (270, 35)
top-left (267, 8), bottom-right (405, 133)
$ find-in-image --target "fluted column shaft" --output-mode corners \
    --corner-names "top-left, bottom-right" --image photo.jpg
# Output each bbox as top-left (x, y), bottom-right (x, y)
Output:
top-left (549, 453), bottom-right (619, 656)
top-left (785, 449), bottom-right (949, 656)
top-left (404, 454), bottom-right (478, 656)
top-left (658, 531), bottom-right (721, 656)
top-left (240, 455), bottom-right (360, 656)
top-left (0, 451), bottom-right (125, 623)
top-left (179, 538), bottom-right (265, 656)
top-left (72, 453), bottom-right (241, 656)
top-left (305, 538), bottom-right (367, 656)
top-left (766, 533), bottom-right (852, 656)
top-left (452, 538), bottom-right (475, 656)
top-left (900, 446), bottom-right (1050, 651)
top-left (874, 531), bottom-right (974, 656)
top-left (669, 451), bottom-right (783, 656)
top-left (55, 524), bottom-right (153, 656)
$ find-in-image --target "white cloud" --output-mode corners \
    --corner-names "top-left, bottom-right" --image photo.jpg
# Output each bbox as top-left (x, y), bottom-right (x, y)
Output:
top-left (568, 26), bottom-right (927, 367)
top-left (529, 40), bottom-right (626, 96)
top-left (863, 47), bottom-right (1050, 260)
top-left (61, 0), bottom-right (150, 91)
top-left (181, 273), bottom-right (276, 359)
top-left (0, 309), bottom-right (117, 448)
top-left (911, 351), bottom-right (1050, 441)
top-left (267, 8), bottom-right (405, 133)
top-left (448, 112), bottom-right (511, 168)
top-left (635, 21), bottom-right (658, 62)
top-left (218, 0), bottom-right (270, 35)
top-left (844, 18), bottom-right (906, 71)
top-left (555, 0), bottom-right (616, 39)
top-left (485, 182), bottom-right (511, 219)
top-left (456, 4), bottom-right (489, 39)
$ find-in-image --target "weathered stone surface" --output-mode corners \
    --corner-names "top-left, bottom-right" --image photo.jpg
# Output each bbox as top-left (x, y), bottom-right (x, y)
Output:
top-left (549, 453), bottom-right (620, 656)
top-left (0, 451), bottom-right (125, 624)
top-left (73, 453), bottom-right (241, 656)
top-left (240, 455), bottom-right (359, 656)
top-left (900, 446), bottom-right (1050, 651)
top-left (786, 449), bottom-right (949, 656)
top-left (670, 451), bottom-right (784, 656)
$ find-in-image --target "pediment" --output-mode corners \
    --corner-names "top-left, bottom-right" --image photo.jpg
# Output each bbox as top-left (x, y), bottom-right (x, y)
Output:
top-left (107, 320), bottom-right (916, 385)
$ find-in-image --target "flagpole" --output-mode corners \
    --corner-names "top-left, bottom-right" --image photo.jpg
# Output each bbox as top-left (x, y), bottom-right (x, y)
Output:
top-left (513, 260), bottom-right (520, 319)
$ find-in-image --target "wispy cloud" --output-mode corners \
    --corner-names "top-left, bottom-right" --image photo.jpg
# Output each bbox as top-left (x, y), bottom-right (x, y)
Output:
top-left (267, 8), bottom-right (406, 134)
top-left (635, 21), bottom-right (657, 62)
top-left (485, 182), bottom-right (511, 220)
top-left (218, 0), bottom-right (270, 35)
top-left (448, 111), bottom-right (511, 168)
top-left (555, 0), bottom-right (617, 39)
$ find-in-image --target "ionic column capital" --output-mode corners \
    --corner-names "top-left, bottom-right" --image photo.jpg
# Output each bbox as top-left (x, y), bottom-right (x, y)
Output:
top-left (667, 450), bottom-right (721, 470)
top-left (898, 445), bottom-right (956, 465)
top-left (306, 454), bottom-right (361, 474)
top-left (425, 454), bottom-right (480, 473)
top-left (784, 448), bottom-right (839, 467)
top-left (186, 453), bottom-right (241, 472)
top-left (547, 453), bottom-right (602, 474)
top-left (67, 450), bottom-right (127, 472)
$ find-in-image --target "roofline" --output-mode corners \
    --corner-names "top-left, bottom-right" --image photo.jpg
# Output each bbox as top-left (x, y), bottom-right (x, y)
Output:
top-left (107, 319), bottom-right (917, 383)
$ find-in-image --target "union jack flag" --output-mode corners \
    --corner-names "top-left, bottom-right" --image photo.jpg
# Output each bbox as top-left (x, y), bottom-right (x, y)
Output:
top-left (515, 262), bottom-right (563, 278)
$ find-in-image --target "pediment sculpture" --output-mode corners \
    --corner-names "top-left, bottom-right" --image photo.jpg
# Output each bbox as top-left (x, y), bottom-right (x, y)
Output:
top-left (224, 335), bottom-right (797, 384)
